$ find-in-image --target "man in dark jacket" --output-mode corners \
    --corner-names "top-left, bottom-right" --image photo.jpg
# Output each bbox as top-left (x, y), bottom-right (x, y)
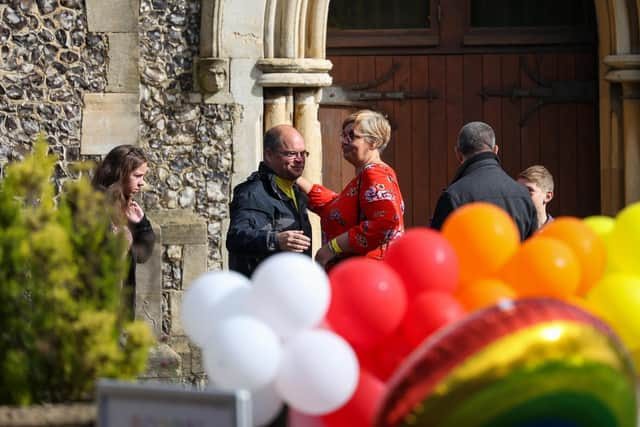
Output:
top-left (430, 121), bottom-right (537, 240)
top-left (226, 124), bottom-right (312, 277)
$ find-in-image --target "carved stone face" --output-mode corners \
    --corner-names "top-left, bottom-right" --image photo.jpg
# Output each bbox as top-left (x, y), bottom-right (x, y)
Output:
top-left (209, 65), bottom-right (226, 91)
top-left (198, 58), bottom-right (228, 93)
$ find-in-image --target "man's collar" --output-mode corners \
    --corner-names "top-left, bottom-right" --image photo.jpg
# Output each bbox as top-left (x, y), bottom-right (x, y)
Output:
top-left (452, 151), bottom-right (500, 182)
top-left (258, 161), bottom-right (275, 175)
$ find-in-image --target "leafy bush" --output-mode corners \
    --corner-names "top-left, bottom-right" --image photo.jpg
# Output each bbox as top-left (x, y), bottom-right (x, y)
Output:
top-left (0, 136), bottom-right (154, 405)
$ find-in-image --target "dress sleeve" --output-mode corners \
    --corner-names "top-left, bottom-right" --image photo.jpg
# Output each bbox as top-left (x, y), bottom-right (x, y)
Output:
top-left (306, 184), bottom-right (339, 218)
top-left (347, 166), bottom-right (403, 253)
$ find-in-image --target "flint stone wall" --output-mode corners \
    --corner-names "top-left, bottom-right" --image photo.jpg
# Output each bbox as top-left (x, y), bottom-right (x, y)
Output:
top-left (0, 0), bottom-right (241, 387)
top-left (0, 0), bottom-right (106, 187)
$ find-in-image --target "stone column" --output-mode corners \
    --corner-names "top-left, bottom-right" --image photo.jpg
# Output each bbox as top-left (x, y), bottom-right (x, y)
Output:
top-left (605, 55), bottom-right (640, 205)
top-left (264, 88), bottom-right (294, 130)
top-left (295, 88), bottom-right (323, 253)
top-left (256, 58), bottom-right (332, 255)
top-left (621, 83), bottom-right (640, 204)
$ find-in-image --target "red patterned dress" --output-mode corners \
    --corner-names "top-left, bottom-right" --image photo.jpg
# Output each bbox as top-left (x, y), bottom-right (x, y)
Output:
top-left (307, 163), bottom-right (405, 260)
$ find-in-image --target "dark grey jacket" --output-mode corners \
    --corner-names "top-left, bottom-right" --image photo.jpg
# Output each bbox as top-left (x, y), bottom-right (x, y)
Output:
top-left (430, 152), bottom-right (537, 240)
top-left (226, 162), bottom-right (312, 277)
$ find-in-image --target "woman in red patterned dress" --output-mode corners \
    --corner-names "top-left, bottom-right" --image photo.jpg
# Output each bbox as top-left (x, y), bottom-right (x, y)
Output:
top-left (297, 110), bottom-right (405, 269)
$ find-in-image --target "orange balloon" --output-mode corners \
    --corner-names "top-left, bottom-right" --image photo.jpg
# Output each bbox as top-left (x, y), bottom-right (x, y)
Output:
top-left (442, 202), bottom-right (520, 286)
top-left (566, 295), bottom-right (605, 319)
top-left (538, 217), bottom-right (606, 295)
top-left (499, 236), bottom-right (581, 298)
top-left (455, 278), bottom-right (517, 312)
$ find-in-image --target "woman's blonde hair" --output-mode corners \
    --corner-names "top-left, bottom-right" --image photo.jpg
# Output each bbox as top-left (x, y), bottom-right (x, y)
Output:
top-left (342, 109), bottom-right (392, 152)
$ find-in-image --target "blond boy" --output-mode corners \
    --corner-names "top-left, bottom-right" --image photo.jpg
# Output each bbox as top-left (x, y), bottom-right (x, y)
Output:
top-left (517, 165), bottom-right (554, 230)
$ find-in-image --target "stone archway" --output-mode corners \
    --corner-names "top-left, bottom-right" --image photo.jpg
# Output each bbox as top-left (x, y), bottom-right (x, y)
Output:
top-left (198, 0), bottom-right (333, 253)
top-left (594, 0), bottom-right (640, 214)
top-left (198, 0), bottom-right (332, 192)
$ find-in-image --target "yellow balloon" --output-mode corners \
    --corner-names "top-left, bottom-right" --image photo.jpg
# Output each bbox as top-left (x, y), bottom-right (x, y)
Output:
top-left (583, 215), bottom-right (615, 239)
top-left (584, 215), bottom-right (620, 274)
top-left (586, 273), bottom-right (640, 349)
top-left (608, 202), bottom-right (640, 276)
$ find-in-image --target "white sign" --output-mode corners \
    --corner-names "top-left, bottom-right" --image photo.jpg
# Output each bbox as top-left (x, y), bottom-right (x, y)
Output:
top-left (97, 379), bottom-right (251, 427)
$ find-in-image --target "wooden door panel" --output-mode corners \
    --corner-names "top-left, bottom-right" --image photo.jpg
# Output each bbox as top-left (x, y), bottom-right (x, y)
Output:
top-left (321, 56), bottom-right (360, 193)
top-left (499, 54), bottom-right (523, 181)
top-left (575, 53), bottom-right (599, 216)
top-left (375, 56), bottom-right (395, 167)
top-left (322, 50), bottom-right (598, 229)
top-left (319, 107), bottom-right (352, 193)
top-left (392, 56), bottom-right (415, 226)
top-left (539, 54), bottom-right (560, 201)
top-left (427, 56), bottom-right (448, 225)
top-left (446, 56), bottom-right (465, 180)
top-left (410, 56), bottom-right (431, 224)
top-left (463, 55), bottom-right (484, 123)
top-left (482, 54), bottom-right (503, 166)
top-left (539, 55), bottom-right (560, 166)
top-left (556, 54), bottom-right (579, 217)
top-left (519, 54), bottom-right (543, 182)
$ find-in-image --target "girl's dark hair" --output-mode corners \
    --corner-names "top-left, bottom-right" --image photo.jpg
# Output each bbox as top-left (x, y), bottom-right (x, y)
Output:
top-left (92, 145), bottom-right (147, 220)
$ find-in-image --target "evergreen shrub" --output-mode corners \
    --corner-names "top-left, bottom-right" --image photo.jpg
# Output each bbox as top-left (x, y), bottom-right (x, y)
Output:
top-left (0, 136), bottom-right (154, 405)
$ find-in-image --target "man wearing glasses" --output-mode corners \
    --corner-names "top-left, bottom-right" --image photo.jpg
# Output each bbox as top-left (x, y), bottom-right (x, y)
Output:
top-left (430, 121), bottom-right (537, 241)
top-left (226, 124), bottom-right (313, 277)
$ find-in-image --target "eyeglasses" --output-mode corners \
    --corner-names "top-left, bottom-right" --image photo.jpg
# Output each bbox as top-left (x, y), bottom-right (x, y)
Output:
top-left (276, 150), bottom-right (310, 159)
top-left (340, 129), bottom-right (367, 143)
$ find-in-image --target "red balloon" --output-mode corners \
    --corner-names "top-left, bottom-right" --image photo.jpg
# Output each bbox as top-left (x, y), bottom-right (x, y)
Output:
top-left (322, 369), bottom-right (386, 427)
top-left (328, 258), bottom-right (407, 351)
top-left (384, 228), bottom-right (459, 296)
top-left (358, 328), bottom-right (413, 382)
top-left (401, 291), bottom-right (465, 348)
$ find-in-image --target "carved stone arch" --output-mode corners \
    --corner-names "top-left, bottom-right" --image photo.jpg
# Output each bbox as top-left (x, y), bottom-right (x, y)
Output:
top-left (199, 0), bottom-right (333, 256)
top-left (263, 0), bottom-right (330, 59)
top-left (257, 0), bottom-right (333, 252)
top-left (199, 0), bottom-right (224, 58)
top-left (594, 0), bottom-right (640, 212)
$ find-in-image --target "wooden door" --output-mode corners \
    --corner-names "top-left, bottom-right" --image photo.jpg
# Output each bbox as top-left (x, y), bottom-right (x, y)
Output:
top-left (320, 0), bottom-right (599, 229)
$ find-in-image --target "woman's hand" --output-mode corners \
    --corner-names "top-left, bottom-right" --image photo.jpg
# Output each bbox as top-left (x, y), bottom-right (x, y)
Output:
top-left (295, 176), bottom-right (313, 194)
top-left (126, 200), bottom-right (145, 223)
top-left (314, 244), bottom-right (334, 268)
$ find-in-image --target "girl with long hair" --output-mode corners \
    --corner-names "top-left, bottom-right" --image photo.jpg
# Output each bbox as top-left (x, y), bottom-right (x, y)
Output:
top-left (92, 145), bottom-right (155, 312)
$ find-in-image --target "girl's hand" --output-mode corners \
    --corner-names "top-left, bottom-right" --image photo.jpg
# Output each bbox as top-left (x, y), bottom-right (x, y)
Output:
top-left (126, 200), bottom-right (144, 223)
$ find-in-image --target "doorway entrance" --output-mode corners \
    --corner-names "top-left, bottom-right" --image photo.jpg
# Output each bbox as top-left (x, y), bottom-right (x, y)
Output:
top-left (320, 0), bottom-right (599, 228)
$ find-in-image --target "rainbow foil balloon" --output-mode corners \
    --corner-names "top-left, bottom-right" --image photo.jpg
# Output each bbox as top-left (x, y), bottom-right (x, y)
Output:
top-left (376, 298), bottom-right (638, 427)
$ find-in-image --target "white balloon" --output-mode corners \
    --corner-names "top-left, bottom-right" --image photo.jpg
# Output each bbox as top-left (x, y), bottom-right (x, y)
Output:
top-left (250, 253), bottom-right (330, 339)
top-left (275, 329), bottom-right (359, 415)
top-left (181, 270), bottom-right (251, 346)
top-left (251, 382), bottom-right (284, 427)
top-left (204, 315), bottom-right (282, 390)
